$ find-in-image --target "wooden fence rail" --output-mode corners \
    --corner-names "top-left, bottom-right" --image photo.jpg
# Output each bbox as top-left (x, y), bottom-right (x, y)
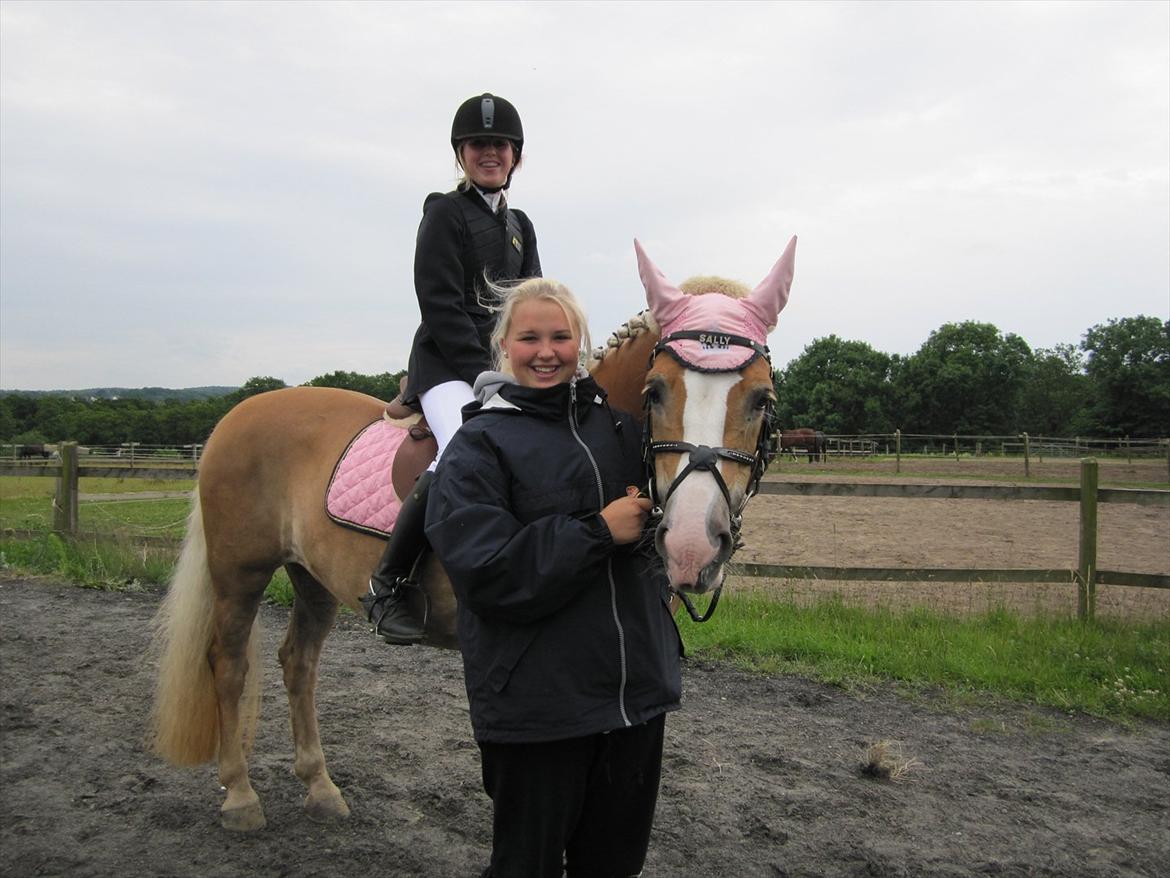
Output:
top-left (3, 445), bottom-right (1168, 619)
top-left (753, 461), bottom-right (1169, 617)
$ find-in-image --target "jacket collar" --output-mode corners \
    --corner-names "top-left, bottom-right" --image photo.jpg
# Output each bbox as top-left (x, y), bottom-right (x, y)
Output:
top-left (468, 370), bottom-right (605, 422)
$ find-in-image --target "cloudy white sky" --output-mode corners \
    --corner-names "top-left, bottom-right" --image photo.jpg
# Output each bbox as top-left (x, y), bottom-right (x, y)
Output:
top-left (1, 1), bottom-right (1167, 391)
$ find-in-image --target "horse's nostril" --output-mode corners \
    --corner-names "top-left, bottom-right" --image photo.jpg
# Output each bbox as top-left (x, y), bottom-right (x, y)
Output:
top-left (716, 531), bottom-right (733, 561)
top-left (654, 524), bottom-right (668, 559)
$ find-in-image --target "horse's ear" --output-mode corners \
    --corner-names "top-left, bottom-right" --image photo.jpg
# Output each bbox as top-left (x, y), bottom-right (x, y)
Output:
top-left (635, 239), bottom-right (688, 328)
top-left (744, 235), bottom-right (796, 328)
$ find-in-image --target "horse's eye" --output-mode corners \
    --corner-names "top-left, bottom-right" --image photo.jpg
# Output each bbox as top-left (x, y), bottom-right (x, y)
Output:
top-left (644, 384), bottom-right (663, 407)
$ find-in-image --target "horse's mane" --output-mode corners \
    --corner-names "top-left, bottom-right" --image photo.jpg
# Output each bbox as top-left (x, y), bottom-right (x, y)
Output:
top-left (590, 310), bottom-right (657, 366)
top-left (590, 275), bottom-right (748, 366)
top-left (679, 275), bottom-right (750, 299)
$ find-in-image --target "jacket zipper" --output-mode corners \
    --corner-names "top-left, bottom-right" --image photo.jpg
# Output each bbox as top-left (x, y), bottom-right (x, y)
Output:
top-left (569, 378), bottom-right (631, 727)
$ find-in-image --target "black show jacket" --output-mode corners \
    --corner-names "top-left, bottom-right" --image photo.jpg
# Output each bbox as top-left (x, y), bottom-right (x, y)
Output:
top-left (425, 375), bottom-right (683, 743)
top-left (403, 188), bottom-right (540, 403)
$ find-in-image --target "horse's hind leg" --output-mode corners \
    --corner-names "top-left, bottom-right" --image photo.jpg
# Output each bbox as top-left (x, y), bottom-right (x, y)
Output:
top-left (209, 583), bottom-right (268, 831)
top-left (280, 563), bottom-right (351, 824)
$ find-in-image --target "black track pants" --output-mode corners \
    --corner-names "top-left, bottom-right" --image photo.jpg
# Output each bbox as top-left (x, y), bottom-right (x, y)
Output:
top-left (478, 713), bottom-right (666, 878)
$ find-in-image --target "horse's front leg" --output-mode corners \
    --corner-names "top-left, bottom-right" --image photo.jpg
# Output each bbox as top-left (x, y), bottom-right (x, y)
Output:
top-left (210, 592), bottom-right (267, 831)
top-left (280, 566), bottom-right (350, 824)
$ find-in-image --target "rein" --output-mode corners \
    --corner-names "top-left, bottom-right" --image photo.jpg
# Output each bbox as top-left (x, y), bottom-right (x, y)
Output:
top-left (642, 330), bottom-right (779, 623)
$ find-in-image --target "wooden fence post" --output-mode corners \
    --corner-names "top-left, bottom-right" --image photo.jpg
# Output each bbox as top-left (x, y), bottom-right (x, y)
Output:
top-left (53, 441), bottom-right (79, 537)
top-left (1077, 458), bottom-right (1098, 621)
top-left (894, 429), bottom-right (901, 474)
top-left (1022, 432), bottom-right (1030, 478)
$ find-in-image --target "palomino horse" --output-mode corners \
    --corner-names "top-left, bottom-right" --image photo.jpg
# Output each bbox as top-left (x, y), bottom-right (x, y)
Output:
top-left (149, 237), bottom-right (796, 831)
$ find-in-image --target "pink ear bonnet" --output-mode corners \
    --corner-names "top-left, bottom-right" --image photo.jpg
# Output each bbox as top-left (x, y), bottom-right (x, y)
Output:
top-left (635, 237), bottom-right (796, 371)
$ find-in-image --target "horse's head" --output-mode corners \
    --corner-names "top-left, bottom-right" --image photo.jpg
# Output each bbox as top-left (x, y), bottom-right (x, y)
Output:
top-left (635, 237), bottom-right (796, 598)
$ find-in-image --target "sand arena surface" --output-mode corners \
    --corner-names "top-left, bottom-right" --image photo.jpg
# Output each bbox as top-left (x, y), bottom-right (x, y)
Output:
top-left (2, 575), bottom-right (1167, 878)
top-left (734, 457), bottom-right (1169, 621)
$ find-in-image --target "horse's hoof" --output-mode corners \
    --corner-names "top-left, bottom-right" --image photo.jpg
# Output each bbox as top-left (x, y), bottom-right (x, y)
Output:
top-left (304, 790), bottom-right (351, 824)
top-left (221, 801), bottom-right (267, 832)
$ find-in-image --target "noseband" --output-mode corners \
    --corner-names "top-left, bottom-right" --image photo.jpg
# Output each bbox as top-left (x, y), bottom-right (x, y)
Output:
top-left (642, 330), bottom-right (779, 622)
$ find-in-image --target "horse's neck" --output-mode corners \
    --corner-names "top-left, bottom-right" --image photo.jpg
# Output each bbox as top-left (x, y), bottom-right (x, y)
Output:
top-left (589, 327), bottom-right (660, 422)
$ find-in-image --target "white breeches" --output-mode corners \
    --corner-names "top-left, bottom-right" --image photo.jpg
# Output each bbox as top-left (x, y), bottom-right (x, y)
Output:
top-left (419, 380), bottom-right (476, 472)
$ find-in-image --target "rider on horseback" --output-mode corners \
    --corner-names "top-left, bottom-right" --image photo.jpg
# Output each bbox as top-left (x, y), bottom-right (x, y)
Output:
top-left (361, 93), bottom-right (542, 644)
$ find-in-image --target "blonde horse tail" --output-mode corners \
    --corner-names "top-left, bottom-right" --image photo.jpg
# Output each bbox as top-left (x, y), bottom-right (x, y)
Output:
top-left (148, 491), bottom-right (263, 765)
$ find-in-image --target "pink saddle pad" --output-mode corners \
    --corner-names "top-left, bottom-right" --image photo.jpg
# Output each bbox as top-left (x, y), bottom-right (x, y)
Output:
top-left (326, 419), bottom-right (412, 538)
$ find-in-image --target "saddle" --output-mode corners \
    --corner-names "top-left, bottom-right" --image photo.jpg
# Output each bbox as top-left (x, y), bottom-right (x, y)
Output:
top-left (325, 394), bottom-right (438, 538)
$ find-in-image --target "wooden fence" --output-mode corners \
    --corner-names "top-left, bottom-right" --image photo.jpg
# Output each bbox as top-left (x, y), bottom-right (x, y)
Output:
top-left (3, 444), bottom-right (1168, 620)
top-left (817, 431), bottom-right (1170, 480)
top-left (748, 462), bottom-right (1169, 619)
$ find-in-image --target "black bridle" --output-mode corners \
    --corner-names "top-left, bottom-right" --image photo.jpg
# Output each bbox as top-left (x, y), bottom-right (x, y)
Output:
top-left (641, 330), bottom-right (779, 622)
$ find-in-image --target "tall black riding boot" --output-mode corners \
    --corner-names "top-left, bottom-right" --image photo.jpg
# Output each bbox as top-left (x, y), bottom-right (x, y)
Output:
top-left (360, 470), bottom-right (433, 644)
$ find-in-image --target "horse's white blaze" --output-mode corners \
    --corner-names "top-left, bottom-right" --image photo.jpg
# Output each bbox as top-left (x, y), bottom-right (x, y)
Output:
top-left (659, 371), bottom-right (738, 590)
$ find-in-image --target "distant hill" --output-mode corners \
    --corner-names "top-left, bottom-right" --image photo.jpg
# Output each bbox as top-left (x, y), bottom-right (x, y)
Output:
top-left (0, 386), bottom-right (238, 402)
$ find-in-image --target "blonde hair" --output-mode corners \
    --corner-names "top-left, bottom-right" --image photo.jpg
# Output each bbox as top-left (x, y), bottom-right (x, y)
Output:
top-left (488, 278), bottom-right (592, 375)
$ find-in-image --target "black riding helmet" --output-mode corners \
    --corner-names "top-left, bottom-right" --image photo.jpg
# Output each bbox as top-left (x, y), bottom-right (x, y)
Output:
top-left (451, 93), bottom-right (524, 153)
top-left (451, 93), bottom-right (524, 190)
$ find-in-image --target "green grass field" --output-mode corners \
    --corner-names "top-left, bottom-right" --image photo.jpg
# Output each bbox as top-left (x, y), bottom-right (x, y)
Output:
top-left (676, 592), bottom-right (1169, 723)
top-left (0, 475), bottom-right (194, 537)
top-left (0, 475), bottom-right (294, 603)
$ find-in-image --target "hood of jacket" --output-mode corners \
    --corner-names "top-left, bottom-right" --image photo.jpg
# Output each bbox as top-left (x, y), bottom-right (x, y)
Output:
top-left (469, 368), bottom-right (606, 422)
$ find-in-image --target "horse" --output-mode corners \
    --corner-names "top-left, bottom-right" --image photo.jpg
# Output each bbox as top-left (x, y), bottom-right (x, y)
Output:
top-left (148, 237), bottom-right (797, 832)
top-left (780, 428), bottom-right (826, 463)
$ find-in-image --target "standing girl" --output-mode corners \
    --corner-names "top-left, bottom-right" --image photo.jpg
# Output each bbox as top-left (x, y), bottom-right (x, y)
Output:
top-left (363, 93), bottom-right (541, 643)
top-left (425, 278), bottom-right (683, 877)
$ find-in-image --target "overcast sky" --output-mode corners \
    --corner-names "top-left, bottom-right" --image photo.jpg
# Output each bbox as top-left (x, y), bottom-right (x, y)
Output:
top-left (1, 1), bottom-right (1167, 391)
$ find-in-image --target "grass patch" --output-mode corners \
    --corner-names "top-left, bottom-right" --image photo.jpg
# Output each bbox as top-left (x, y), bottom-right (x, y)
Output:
top-left (0, 531), bottom-right (295, 606)
top-left (677, 592), bottom-right (1170, 723)
top-left (0, 532), bottom-right (178, 591)
top-left (1, 476), bottom-right (195, 538)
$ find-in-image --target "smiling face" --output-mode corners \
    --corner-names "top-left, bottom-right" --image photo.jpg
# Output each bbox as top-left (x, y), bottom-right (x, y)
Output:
top-left (458, 137), bottom-right (516, 190)
top-left (501, 298), bottom-right (581, 389)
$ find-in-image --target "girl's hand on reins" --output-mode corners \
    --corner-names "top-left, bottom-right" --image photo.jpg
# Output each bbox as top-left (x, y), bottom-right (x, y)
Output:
top-left (600, 491), bottom-right (653, 545)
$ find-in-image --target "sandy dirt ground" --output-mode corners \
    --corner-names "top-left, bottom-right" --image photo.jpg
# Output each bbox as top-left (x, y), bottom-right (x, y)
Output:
top-left (2, 574), bottom-right (1168, 878)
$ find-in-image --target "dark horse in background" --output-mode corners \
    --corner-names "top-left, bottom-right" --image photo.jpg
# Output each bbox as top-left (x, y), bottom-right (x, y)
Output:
top-left (780, 428), bottom-right (826, 462)
top-left (16, 444), bottom-right (53, 460)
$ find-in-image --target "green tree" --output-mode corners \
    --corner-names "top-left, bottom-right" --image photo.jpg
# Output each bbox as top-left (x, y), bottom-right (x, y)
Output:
top-left (0, 395), bottom-right (38, 439)
top-left (775, 336), bottom-right (895, 433)
top-left (894, 321), bottom-right (1032, 435)
top-left (304, 370), bottom-right (404, 401)
top-left (225, 376), bottom-right (288, 404)
top-left (1080, 316), bottom-right (1170, 437)
top-left (1017, 344), bottom-right (1091, 436)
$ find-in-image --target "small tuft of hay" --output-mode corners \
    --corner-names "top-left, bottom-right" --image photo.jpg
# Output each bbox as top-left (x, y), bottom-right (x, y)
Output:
top-left (860, 739), bottom-right (922, 782)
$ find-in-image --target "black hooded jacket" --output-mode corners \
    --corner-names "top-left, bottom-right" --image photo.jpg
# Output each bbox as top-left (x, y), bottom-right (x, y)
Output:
top-left (424, 373), bottom-right (683, 743)
top-left (402, 188), bottom-right (541, 404)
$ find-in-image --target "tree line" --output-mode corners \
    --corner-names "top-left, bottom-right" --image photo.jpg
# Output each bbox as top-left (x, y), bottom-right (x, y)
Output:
top-left (774, 315), bottom-right (1169, 438)
top-left (2, 316), bottom-right (1167, 447)
top-left (0, 371), bottom-right (404, 447)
